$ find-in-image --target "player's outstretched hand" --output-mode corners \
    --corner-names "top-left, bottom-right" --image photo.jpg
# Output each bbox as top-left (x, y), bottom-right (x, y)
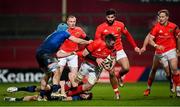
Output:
top-left (96, 58), bottom-right (104, 68)
top-left (134, 47), bottom-right (141, 55)
top-left (140, 46), bottom-right (146, 53)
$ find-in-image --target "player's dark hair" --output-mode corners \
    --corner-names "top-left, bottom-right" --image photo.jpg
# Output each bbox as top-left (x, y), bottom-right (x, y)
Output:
top-left (106, 8), bottom-right (117, 16)
top-left (158, 9), bottom-right (169, 17)
top-left (105, 34), bottom-right (116, 43)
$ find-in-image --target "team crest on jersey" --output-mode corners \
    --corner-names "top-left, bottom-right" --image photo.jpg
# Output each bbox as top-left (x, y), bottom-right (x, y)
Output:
top-left (117, 27), bottom-right (121, 31)
top-left (169, 29), bottom-right (173, 32)
top-left (97, 49), bottom-right (101, 51)
top-left (75, 32), bottom-right (80, 35)
top-left (104, 29), bottom-right (108, 33)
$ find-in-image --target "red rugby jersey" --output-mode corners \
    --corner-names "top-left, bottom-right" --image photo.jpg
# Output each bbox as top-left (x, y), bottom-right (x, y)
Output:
top-left (85, 39), bottom-right (115, 65)
top-left (95, 20), bottom-right (137, 50)
top-left (150, 21), bottom-right (177, 54)
top-left (60, 27), bottom-right (86, 52)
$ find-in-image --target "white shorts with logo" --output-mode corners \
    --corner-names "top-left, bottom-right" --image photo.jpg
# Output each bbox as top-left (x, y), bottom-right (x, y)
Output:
top-left (155, 49), bottom-right (177, 67)
top-left (58, 54), bottom-right (78, 68)
top-left (116, 49), bottom-right (127, 61)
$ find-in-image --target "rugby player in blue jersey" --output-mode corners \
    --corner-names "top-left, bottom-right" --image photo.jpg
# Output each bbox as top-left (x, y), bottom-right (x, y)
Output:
top-left (4, 83), bottom-right (93, 101)
top-left (35, 23), bottom-right (91, 100)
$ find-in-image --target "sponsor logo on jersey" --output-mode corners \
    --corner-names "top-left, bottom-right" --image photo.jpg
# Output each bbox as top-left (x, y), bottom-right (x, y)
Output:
top-left (159, 30), bottom-right (163, 33)
top-left (104, 29), bottom-right (108, 33)
top-left (75, 32), bottom-right (80, 35)
top-left (117, 27), bottom-right (121, 32)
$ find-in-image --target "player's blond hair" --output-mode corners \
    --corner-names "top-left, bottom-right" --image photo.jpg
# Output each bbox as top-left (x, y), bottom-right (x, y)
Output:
top-left (158, 9), bottom-right (169, 17)
top-left (67, 15), bottom-right (76, 21)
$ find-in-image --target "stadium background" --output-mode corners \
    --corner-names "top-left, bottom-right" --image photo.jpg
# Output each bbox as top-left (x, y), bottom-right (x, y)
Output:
top-left (0, 0), bottom-right (180, 83)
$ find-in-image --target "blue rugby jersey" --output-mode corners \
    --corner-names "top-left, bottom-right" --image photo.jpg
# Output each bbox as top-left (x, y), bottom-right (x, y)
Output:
top-left (36, 30), bottom-right (70, 54)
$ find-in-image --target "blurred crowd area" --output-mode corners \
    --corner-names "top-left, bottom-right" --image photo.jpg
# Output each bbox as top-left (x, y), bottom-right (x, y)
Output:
top-left (0, 0), bottom-right (179, 68)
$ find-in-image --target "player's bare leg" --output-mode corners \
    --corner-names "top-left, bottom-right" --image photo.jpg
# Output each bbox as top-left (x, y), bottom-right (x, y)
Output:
top-left (67, 82), bottom-right (93, 96)
top-left (69, 67), bottom-right (78, 87)
top-left (68, 71), bottom-right (97, 96)
top-left (109, 68), bottom-right (120, 100)
top-left (40, 73), bottom-right (51, 99)
top-left (59, 81), bottom-right (67, 97)
top-left (117, 57), bottom-right (130, 87)
top-left (144, 56), bottom-right (159, 96)
top-left (163, 63), bottom-right (174, 97)
top-left (51, 67), bottom-right (62, 98)
top-left (169, 57), bottom-right (180, 97)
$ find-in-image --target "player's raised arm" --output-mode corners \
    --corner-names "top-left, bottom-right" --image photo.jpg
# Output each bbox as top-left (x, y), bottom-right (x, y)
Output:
top-left (123, 26), bottom-right (141, 54)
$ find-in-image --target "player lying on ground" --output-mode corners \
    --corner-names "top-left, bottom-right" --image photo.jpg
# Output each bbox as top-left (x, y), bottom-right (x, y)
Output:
top-left (4, 82), bottom-right (92, 101)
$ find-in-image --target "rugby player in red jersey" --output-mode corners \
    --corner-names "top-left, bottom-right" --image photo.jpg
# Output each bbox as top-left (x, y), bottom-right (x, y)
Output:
top-left (57, 15), bottom-right (90, 90)
top-left (141, 33), bottom-right (174, 96)
top-left (95, 8), bottom-right (141, 88)
top-left (143, 9), bottom-right (180, 97)
top-left (66, 34), bottom-right (120, 99)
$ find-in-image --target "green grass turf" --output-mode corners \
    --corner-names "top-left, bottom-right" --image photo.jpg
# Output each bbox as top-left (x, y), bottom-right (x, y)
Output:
top-left (0, 82), bottom-right (179, 106)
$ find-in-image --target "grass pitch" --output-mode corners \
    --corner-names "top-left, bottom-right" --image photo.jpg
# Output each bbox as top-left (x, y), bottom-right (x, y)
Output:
top-left (0, 82), bottom-right (179, 106)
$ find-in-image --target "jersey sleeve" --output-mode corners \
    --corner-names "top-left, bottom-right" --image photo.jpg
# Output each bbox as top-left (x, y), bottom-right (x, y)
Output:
top-left (95, 25), bottom-right (102, 40)
top-left (65, 31), bottom-right (71, 39)
top-left (149, 25), bottom-right (158, 38)
top-left (86, 40), bottom-right (99, 53)
top-left (175, 26), bottom-right (180, 38)
top-left (80, 28), bottom-right (87, 38)
top-left (122, 25), bottom-right (137, 48)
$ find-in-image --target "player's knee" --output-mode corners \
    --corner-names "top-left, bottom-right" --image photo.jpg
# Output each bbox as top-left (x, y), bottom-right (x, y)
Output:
top-left (165, 71), bottom-right (171, 77)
